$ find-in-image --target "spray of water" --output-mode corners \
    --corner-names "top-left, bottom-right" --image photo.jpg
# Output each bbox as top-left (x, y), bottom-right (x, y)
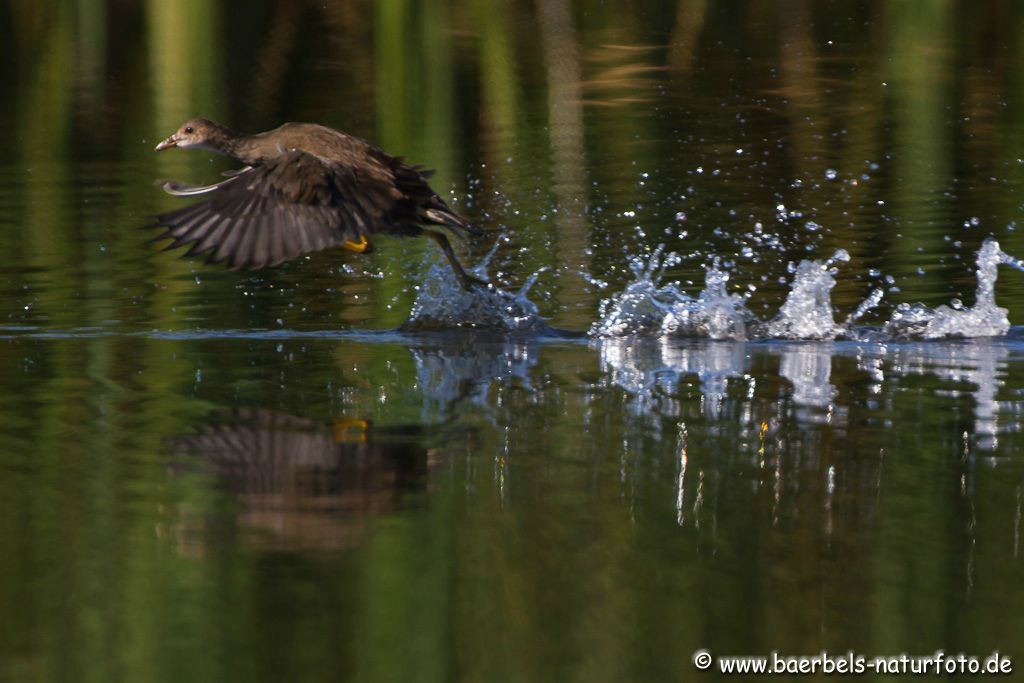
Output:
top-left (401, 235), bottom-right (547, 332)
top-left (884, 238), bottom-right (1012, 340)
top-left (401, 234), bottom-right (1022, 341)
top-left (590, 246), bottom-right (876, 340)
top-left (588, 248), bottom-right (756, 339)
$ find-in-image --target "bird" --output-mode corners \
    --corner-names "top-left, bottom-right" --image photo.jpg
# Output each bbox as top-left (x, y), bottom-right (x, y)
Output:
top-left (149, 118), bottom-right (486, 289)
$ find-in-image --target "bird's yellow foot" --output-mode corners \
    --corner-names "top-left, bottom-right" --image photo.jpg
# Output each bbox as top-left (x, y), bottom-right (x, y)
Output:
top-left (342, 235), bottom-right (371, 253)
top-left (334, 418), bottom-right (371, 442)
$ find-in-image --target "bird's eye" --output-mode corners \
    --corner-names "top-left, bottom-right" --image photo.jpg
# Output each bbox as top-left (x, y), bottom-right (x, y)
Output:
top-left (184, 126), bottom-right (194, 134)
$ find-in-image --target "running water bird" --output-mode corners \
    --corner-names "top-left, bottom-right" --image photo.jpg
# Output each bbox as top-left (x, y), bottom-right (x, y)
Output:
top-left (149, 118), bottom-right (486, 289)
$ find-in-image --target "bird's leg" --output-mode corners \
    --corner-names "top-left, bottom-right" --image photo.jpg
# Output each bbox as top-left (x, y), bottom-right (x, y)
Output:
top-left (425, 230), bottom-right (487, 290)
top-left (342, 235), bottom-right (372, 253)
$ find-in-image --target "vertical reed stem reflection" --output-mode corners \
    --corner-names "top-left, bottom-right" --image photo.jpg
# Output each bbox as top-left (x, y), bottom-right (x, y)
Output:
top-left (536, 0), bottom-right (590, 292)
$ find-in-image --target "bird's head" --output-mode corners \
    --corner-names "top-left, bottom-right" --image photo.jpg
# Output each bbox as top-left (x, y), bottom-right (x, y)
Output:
top-left (155, 118), bottom-right (222, 152)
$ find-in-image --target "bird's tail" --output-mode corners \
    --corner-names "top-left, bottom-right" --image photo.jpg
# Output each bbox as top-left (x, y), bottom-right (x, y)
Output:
top-left (424, 205), bottom-right (485, 238)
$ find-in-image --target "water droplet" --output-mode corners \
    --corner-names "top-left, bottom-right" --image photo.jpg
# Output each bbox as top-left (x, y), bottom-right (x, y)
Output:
top-left (824, 168), bottom-right (838, 180)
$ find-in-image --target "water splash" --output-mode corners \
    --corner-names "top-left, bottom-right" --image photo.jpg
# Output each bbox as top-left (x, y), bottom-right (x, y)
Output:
top-left (884, 238), bottom-right (1013, 340)
top-left (401, 234), bottom-right (1022, 340)
top-left (589, 247), bottom-right (683, 336)
top-left (401, 237), bottom-right (546, 332)
top-left (591, 239), bottom-right (1024, 341)
top-left (590, 246), bottom-right (874, 341)
top-left (589, 247), bottom-right (756, 339)
top-left (663, 259), bottom-right (757, 339)
top-left (762, 249), bottom-right (849, 340)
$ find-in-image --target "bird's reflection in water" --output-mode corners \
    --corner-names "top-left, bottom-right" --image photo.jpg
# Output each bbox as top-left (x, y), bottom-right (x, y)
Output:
top-left (170, 409), bottom-right (443, 552)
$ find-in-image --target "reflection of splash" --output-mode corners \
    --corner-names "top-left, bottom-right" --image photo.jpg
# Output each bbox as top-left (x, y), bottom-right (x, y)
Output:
top-left (599, 337), bottom-right (749, 418)
top-left (409, 331), bottom-right (540, 409)
top-left (859, 340), bottom-right (1014, 451)
top-left (405, 330), bottom-right (544, 503)
top-left (169, 409), bottom-right (438, 551)
top-left (597, 335), bottom-right (1024, 450)
top-left (778, 342), bottom-right (837, 417)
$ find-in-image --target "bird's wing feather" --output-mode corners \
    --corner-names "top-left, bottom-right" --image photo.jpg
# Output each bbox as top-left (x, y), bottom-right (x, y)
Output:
top-left (150, 151), bottom-right (397, 269)
top-left (161, 178), bottom-right (236, 196)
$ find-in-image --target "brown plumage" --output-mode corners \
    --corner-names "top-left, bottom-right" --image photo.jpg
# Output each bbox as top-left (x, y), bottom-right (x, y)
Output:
top-left (149, 118), bottom-right (485, 289)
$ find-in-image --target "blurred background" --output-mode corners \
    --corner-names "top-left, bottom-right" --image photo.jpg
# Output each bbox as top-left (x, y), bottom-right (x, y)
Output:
top-left (4, 0), bottom-right (1024, 329)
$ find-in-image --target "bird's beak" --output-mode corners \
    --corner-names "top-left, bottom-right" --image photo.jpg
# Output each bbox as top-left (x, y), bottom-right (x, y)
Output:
top-left (155, 134), bottom-right (178, 152)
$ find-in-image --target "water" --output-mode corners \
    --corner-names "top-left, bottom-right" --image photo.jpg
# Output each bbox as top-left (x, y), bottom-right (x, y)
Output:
top-left (4, 2), bottom-right (1024, 681)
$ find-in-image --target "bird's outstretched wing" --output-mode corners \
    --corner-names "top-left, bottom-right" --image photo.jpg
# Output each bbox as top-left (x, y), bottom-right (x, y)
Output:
top-left (148, 151), bottom-right (398, 269)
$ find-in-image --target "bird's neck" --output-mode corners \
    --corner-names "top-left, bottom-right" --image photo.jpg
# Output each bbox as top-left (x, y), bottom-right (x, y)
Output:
top-left (201, 122), bottom-right (261, 165)
top-left (224, 137), bottom-right (269, 166)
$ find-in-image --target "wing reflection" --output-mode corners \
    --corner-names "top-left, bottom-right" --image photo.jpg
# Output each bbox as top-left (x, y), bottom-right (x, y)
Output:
top-left (171, 409), bottom-right (440, 551)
